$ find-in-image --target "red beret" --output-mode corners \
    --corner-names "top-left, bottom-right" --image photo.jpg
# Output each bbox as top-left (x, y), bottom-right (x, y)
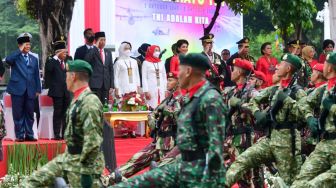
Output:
top-left (253, 71), bottom-right (267, 82)
top-left (167, 71), bottom-right (178, 79)
top-left (312, 63), bottom-right (324, 72)
top-left (233, 58), bottom-right (254, 72)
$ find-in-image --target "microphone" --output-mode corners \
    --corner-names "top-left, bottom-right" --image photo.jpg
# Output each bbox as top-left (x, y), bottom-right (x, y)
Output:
top-left (159, 49), bottom-right (167, 58)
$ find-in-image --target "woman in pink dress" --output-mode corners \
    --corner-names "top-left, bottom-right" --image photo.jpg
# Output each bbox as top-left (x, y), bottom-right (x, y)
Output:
top-left (255, 42), bottom-right (278, 87)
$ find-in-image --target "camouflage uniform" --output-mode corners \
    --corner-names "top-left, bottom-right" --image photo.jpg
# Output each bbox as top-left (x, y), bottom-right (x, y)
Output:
top-left (22, 88), bottom-right (105, 187)
top-left (111, 93), bottom-right (182, 179)
top-left (292, 85), bottom-right (336, 188)
top-left (112, 81), bottom-right (227, 188)
top-left (225, 84), bottom-right (306, 186)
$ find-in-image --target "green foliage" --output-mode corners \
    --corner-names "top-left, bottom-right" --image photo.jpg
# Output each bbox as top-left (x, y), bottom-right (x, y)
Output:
top-left (0, 0), bottom-right (41, 56)
top-left (245, 29), bottom-right (284, 61)
top-left (221, 0), bottom-right (254, 14)
top-left (15, 0), bottom-right (38, 19)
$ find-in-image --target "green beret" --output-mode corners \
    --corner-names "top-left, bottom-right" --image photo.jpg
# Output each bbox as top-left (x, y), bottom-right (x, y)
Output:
top-left (66, 59), bottom-right (93, 76)
top-left (282, 53), bottom-right (302, 70)
top-left (326, 52), bottom-right (336, 65)
top-left (179, 53), bottom-right (210, 70)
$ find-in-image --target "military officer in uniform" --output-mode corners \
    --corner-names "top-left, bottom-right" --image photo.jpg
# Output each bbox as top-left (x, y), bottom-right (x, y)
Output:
top-left (112, 53), bottom-right (227, 188)
top-left (292, 52), bottom-right (336, 188)
top-left (226, 54), bottom-right (306, 186)
top-left (23, 60), bottom-right (105, 188)
top-left (227, 37), bottom-right (255, 68)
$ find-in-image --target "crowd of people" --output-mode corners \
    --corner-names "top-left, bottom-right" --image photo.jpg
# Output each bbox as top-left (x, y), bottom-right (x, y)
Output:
top-left (0, 28), bottom-right (335, 187)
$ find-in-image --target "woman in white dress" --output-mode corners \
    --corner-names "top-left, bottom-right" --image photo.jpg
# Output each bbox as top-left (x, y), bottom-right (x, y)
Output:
top-left (142, 45), bottom-right (167, 109)
top-left (114, 42), bottom-right (141, 97)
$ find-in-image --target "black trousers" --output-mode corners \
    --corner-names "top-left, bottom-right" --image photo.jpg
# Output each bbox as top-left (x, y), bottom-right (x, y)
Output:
top-left (91, 87), bottom-right (108, 104)
top-left (52, 95), bottom-right (70, 138)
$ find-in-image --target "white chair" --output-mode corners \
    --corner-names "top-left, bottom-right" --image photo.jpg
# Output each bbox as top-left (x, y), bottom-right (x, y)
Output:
top-left (3, 93), bottom-right (15, 141)
top-left (38, 95), bottom-right (54, 139)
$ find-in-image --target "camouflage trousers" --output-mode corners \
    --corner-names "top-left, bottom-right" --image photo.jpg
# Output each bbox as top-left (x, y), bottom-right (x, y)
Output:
top-left (117, 143), bottom-right (180, 178)
top-left (226, 130), bottom-right (302, 187)
top-left (291, 139), bottom-right (336, 188)
top-left (21, 153), bottom-right (101, 188)
top-left (111, 158), bottom-right (226, 188)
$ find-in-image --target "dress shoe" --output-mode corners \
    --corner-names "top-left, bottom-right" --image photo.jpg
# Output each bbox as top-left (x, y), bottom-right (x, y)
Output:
top-left (15, 138), bottom-right (25, 142)
top-left (130, 131), bottom-right (137, 138)
top-left (25, 137), bottom-right (37, 142)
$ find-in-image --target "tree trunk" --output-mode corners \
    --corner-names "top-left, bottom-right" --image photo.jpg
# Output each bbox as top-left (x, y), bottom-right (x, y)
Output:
top-left (295, 22), bottom-right (303, 40)
top-left (36, 0), bottom-right (75, 70)
top-left (204, 0), bottom-right (223, 35)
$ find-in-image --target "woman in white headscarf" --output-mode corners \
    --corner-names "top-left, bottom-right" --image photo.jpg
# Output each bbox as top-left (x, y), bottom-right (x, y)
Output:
top-left (114, 42), bottom-right (141, 97)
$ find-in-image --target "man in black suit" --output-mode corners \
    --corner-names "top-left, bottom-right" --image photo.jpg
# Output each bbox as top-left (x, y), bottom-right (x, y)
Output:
top-left (44, 36), bottom-right (71, 140)
top-left (84, 31), bottom-right (114, 103)
top-left (74, 28), bottom-right (95, 60)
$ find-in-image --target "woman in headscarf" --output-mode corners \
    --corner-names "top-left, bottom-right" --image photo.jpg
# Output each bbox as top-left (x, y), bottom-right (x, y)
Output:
top-left (142, 45), bottom-right (167, 109)
top-left (114, 41), bottom-right (141, 97)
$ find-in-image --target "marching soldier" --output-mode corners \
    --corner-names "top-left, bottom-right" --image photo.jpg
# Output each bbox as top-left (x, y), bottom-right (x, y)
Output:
top-left (292, 52), bottom-right (336, 187)
top-left (226, 54), bottom-right (306, 186)
top-left (112, 53), bottom-right (227, 187)
top-left (23, 60), bottom-right (105, 188)
top-left (298, 63), bottom-right (327, 159)
top-left (102, 71), bottom-right (183, 186)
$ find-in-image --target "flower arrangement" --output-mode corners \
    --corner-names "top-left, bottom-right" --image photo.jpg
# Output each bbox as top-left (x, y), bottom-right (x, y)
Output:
top-left (120, 92), bottom-right (147, 111)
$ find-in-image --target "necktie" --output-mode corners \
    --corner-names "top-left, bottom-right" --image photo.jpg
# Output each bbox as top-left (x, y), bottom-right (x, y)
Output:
top-left (60, 60), bottom-right (65, 70)
top-left (24, 54), bottom-right (29, 65)
top-left (100, 49), bottom-right (104, 64)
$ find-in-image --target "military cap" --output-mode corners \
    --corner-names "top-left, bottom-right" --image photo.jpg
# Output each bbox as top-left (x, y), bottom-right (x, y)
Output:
top-left (323, 39), bottom-right (335, 49)
top-left (179, 53), bottom-right (210, 70)
top-left (53, 35), bottom-right (67, 51)
top-left (326, 52), bottom-right (336, 65)
top-left (312, 63), bottom-right (324, 72)
top-left (281, 53), bottom-right (302, 70)
top-left (287, 39), bottom-right (300, 47)
top-left (95, 31), bottom-right (105, 40)
top-left (199, 33), bottom-right (214, 43)
top-left (167, 71), bottom-right (178, 79)
top-left (232, 58), bottom-right (254, 72)
top-left (236, 37), bottom-right (249, 45)
top-left (17, 32), bottom-right (32, 44)
top-left (252, 70), bottom-right (266, 82)
top-left (66, 59), bottom-right (93, 76)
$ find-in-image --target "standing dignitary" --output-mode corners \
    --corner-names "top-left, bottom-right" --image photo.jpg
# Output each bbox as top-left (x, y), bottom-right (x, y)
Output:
top-left (74, 28), bottom-right (95, 60)
top-left (319, 39), bottom-right (335, 64)
top-left (4, 33), bottom-right (41, 142)
top-left (256, 42), bottom-right (278, 87)
top-left (84, 31), bottom-right (114, 103)
top-left (85, 31), bottom-right (116, 172)
top-left (142, 45), bottom-right (167, 109)
top-left (114, 42), bottom-right (141, 97)
top-left (292, 52), bottom-right (336, 188)
top-left (44, 36), bottom-right (71, 140)
top-left (225, 54), bottom-right (306, 186)
top-left (112, 53), bottom-right (227, 188)
top-left (227, 37), bottom-right (255, 67)
top-left (23, 59), bottom-right (105, 188)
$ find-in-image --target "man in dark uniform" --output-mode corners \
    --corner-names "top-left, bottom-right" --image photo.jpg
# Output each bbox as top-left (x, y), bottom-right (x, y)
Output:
top-left (84, 31), bottom-right (114, 103)
top-left (44, 35), bottom-right (71, 140)
top-left (74, 28), bottom-right (95, 60)
top-left (4, 33), bottom-right (41, 142)
top-left (227, 37), bottom-right (255, 67)
top-left (200, 33), bottom-right (232, 88)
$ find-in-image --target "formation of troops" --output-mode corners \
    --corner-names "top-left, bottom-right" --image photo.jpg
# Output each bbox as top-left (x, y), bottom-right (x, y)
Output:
top-left (1, 31), bottom-right (335, 188)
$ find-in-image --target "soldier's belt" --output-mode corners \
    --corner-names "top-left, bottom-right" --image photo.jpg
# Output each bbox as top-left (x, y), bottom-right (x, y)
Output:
top-left (321, 131), bottom-right (336, 140)
top-left (272, 122), bottom-right (296, 130)
top-left (181, 149), bottom-right (205, 162)
top-left (232, 126), bottom-right (252, 135)
top-left (158, 130), bottom-right (176, 138)
top-left (68, 146), bottom-right (83, 155)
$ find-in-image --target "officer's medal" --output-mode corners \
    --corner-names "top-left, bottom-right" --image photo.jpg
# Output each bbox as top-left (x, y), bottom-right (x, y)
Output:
top-left (127, 67), bottom-right (133, 83)
top-left (155, 69), bottom-right (160, 86)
